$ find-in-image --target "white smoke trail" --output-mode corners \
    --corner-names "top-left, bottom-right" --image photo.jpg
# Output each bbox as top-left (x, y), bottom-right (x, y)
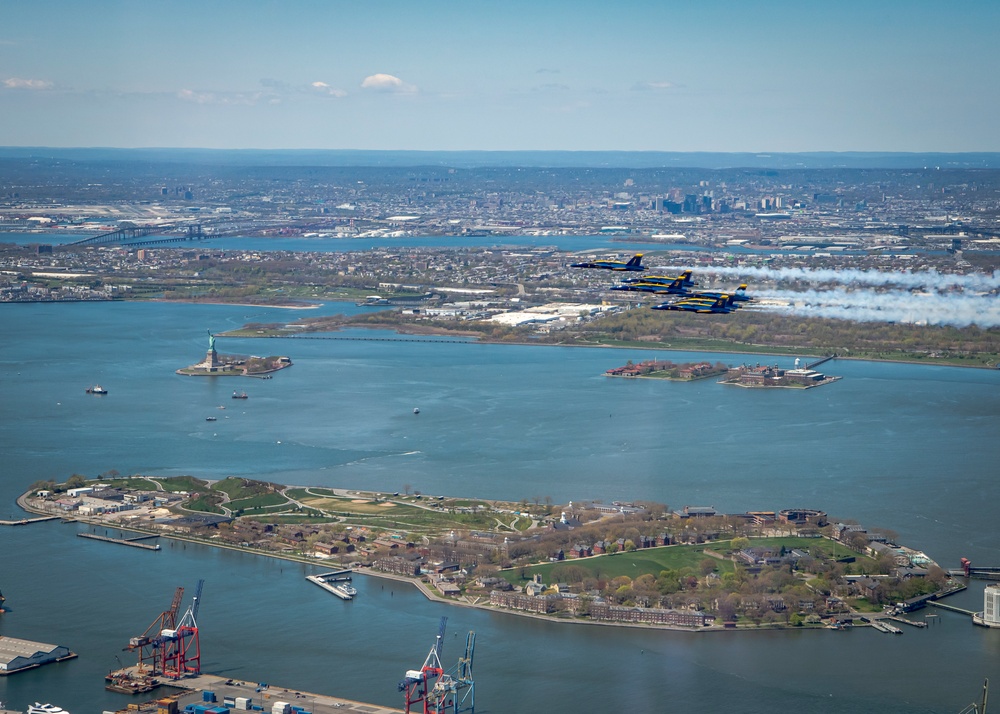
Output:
top-left (647, 265), bottom-right (1000, 326)
top-left (663, 265), bottom-right (1000, 292)
top-left (757, 288), bottom-right (1000, 328)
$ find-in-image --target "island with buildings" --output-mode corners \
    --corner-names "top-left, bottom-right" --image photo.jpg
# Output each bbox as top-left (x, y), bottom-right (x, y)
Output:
top-left (719, 360), bottom-right (841, 388)
top-left (16, 475), bottom-right (982, 634)
top-left (604, 359), bottom-right (729, 380)
top-left (176, 331), bottom-right (292, 377)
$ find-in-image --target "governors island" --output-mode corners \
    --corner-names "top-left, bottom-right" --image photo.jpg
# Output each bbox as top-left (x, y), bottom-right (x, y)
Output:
top-left (19, 475), bottom-right (973, 633)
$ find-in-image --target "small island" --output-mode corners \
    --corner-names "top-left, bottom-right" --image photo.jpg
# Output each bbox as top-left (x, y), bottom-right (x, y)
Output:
top-left (605, 359), bottom-right (729, 380)
top-left (176, 330), bottom-right (292, 377)
top-left (719, 361), bottom-right (841, 389)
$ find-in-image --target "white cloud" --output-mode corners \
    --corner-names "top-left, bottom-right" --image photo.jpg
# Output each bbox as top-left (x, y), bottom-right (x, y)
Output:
top-left (4, 77), bottom-right (53, 90)
top-left (311, 81), bottom-right (347, 98)
top-left (360, 73), bottom-right (416, 94)
top-left (177, 89), bottom-right (265, 106)
top-left (177, 88), bottom-right (216, 104)
top-left (631, 80), bottom-right (674, 91)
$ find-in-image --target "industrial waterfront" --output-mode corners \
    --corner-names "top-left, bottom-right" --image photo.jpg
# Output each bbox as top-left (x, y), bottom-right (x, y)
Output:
top-left (0, 300), bottom-right (998, 713)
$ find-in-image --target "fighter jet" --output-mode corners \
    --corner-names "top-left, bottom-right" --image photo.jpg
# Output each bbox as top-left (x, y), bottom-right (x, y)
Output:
top-left (610, 275), bottom-right (691, 295)
top-left (570, 253), bottom-right (645, 271)
top-left (685, 284), bottom-right (754, 303)
top-left (652, 294), bottom-right (740, 314)
top-left (621, 269), bottom-right (696, 287)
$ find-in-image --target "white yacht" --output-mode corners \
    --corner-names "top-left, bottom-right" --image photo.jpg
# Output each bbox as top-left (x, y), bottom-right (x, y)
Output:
top-left (28, 705), bottom-right (70, 714)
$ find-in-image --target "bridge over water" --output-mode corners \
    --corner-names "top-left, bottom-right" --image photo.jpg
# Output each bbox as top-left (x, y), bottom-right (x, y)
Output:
top-left (289, 334), bottom-right (477, 345)
top-left (61, 223), bottom-right (207, 249)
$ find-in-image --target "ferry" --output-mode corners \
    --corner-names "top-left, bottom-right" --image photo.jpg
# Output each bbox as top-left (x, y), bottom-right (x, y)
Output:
top-left (306, 572), bottom-right (357, 600)
top-left (85, 384), bottom-right (108, 395)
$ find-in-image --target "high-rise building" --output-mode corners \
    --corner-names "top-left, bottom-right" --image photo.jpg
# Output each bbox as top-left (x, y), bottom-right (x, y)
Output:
top-left (974, 583), bottom-right (1000, 628)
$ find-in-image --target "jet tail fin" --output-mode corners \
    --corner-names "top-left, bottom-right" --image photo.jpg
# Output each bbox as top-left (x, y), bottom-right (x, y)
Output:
top-left (626, 254), bottom-right (644, 268)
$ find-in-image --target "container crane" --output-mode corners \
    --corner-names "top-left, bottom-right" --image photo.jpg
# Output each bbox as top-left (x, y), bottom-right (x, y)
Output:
top-left (399, 617), bottom-right (447, 714)
top-left (162, 578), bottom-right (204, 679)
top-left (426, 630), bottom-right (476, 714)
top-left (126, 586), bottom-right (183, 674)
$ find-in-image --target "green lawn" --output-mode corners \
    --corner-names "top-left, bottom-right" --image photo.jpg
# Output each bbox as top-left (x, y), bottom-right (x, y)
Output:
top-left (228, 493), bottom-right (289, 510)
top-left (502, 543), bottom-right (736, 586)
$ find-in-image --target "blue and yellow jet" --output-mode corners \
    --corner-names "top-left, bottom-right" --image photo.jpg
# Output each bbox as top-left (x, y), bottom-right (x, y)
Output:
top-left (685, 284), bottom-right (754, 303)
top-left (571, 253), bottom-right (645, 271)
top-left (621, 269), bottom-right (696, 287)
top-left (652, 294), bottom-right (739, 314)
top-left (610, 275), bottom-right (691, 295)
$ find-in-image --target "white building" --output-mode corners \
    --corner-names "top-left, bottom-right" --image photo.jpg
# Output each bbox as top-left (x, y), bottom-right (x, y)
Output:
top-left (973, 583), bottom-right (1000, 628)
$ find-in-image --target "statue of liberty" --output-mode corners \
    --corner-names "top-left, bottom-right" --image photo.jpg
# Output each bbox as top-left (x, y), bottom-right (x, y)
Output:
top-left (207, 330), bottom-right (216, 352)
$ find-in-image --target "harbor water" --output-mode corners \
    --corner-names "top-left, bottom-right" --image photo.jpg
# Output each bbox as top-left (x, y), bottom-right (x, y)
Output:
top-left (0, 300), bottom-right (998, 713)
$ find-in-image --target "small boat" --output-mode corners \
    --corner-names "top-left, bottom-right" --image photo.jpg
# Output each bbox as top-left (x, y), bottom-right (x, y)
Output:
top-left (413, 407), bottom-right (420, 414)
top-left (28, 705), bottom-right (71, 714)
top-left (85, 385), bottom-right (108, 395)
top-left (232, 391), bottom-right (248, 399)
top-left (205, 416), bottom-right (217, 422)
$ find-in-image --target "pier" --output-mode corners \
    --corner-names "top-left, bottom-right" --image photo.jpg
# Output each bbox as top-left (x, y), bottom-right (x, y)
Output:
top-left (804, 355), bottom-right (836, 369)
top-left (306, 570), bottom-right (356, 600)
top-left (109, 670), bottom-right (401, 714)
top-left (926, 601), bottom-right (977, 616)
top-left (0, 515), bottom-right (59, 526)
top-left (888, 615), bottom-right (927, 628)
top-left (77, 532), bottom-right (161, 550)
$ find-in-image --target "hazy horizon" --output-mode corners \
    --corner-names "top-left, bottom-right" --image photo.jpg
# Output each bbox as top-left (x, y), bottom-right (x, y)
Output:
top-left (4, 1), bottom-right (999, 152)
top-left (3, 146), bottom-right (1000, 170)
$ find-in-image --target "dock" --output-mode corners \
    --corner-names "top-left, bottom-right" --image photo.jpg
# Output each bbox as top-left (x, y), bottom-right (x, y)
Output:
top-left (869, 619), bottom-right (903, 634)
top-left (888, 615), bottom-right (927, 628)
top-left (109, 670), bottom-right (401, 714)
top-left (77, 532), bottom-right (161, 550)
top-left (306, 570), bottom-right (356, 600)
top-left (0, 515), bottom-right (60, 526)
top-left (926, 601), bottom-right (977, 616)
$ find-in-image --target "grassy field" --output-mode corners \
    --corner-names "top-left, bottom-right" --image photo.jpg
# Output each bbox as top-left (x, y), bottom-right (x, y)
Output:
top-left (501, 542), bottom-right (737, 587)
top-left (228, 493), bottom-right (289, 510)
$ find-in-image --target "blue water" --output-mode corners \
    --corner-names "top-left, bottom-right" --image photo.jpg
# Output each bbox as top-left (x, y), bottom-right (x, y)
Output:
top-left (1, 299), bottom-right (998, 713)
top-left (0, 230), bottom-right (852, 256)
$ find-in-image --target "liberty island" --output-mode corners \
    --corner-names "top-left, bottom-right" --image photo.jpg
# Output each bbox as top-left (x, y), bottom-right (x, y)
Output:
top-left (175, 331), bottom-right (292, 377)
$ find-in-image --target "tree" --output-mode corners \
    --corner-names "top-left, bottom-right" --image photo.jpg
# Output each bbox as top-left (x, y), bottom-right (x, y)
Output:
top-left (65, 474), bottom-right (86, 489)
top-left (731, 536), bottom-right (750, 552)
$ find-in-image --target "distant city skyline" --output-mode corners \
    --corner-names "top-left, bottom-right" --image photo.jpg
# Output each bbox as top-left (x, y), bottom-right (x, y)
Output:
top-left (3, 0), bottom-right (999, 152)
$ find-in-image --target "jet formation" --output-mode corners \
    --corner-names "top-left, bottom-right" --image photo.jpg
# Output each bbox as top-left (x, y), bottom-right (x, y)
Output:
top-left (571, 254), bottom-right (753, 314)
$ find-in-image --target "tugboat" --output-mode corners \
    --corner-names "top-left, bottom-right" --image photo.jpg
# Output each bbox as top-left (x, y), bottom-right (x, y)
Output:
top-left (85, 384), bottom-right (108, 395)
top-left (232, 391), bottom-right (248, 399)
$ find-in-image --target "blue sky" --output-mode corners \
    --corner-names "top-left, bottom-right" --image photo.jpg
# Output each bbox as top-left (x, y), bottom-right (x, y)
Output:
top-left (2, 0), bottom-right (998, 151)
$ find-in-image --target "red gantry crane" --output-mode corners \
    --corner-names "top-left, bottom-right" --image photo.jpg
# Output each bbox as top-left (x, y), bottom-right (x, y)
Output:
top-left (161, 578), bottom-right (204, 679)
top-left (127, 586), bottom-right (184, 674)
top-left (400, 617), bottom-right (447, 714)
